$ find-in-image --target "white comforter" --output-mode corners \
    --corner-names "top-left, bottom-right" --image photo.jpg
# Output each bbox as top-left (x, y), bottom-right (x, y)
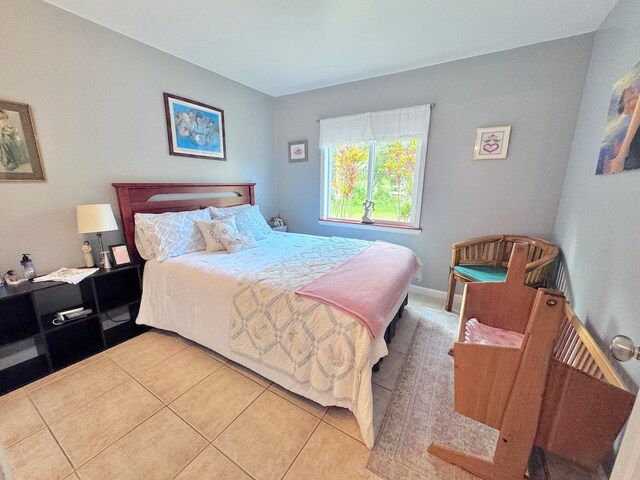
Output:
top-left (137, 232), bottom-right (415, 447)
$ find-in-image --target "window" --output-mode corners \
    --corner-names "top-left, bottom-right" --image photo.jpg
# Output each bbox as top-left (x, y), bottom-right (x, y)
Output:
top-left (319, 105), bottom-right (431, 230)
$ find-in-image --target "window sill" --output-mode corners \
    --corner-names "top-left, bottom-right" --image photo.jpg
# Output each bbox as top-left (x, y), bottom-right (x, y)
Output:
top-left (318, 219), bottom-right (421, 235)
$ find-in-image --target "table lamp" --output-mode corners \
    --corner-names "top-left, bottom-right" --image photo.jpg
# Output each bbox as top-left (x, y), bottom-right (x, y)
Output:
top-left (76, 204), bottom-right (118, 269)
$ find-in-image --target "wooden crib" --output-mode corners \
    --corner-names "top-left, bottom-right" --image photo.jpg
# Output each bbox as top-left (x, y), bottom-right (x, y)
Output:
top-left (429, 244), bottom-right (635, 479)
top-left (536, 305), bottom-right (635, 469)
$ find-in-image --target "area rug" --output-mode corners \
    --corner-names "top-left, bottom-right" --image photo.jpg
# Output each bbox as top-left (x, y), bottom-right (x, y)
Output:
top-left (367, 306), bottom-right (604, 480)
top-left (367, 307), bottom-right (498, 480)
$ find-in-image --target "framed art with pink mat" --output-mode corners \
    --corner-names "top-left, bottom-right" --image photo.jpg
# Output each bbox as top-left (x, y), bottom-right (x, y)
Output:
top-left (473, 125), bottom-right (511, 160)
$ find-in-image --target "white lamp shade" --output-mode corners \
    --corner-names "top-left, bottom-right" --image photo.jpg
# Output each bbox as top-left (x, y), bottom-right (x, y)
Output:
top-left (76, 204), bottom-right (118, 233)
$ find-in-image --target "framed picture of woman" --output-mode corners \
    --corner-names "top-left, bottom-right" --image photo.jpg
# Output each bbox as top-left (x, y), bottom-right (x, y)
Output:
top-left (597, 61), bottom-right (640, 175)
top-left (0, 100), bottom-right (45, 182)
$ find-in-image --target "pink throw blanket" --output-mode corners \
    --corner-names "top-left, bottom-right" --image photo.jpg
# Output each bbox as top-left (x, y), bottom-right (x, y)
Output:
top-left (295, 241), bottom-right (419, 340)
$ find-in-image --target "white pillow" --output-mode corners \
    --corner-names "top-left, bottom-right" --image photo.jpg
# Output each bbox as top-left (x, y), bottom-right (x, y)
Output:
top-left (220, 233), bottom-right (257, 253)
top-left (135, 223), bottom-right (156, 260)
top-left (196, 217), bottom-right (241, 252)
top-left (134, 208), bottom-right (211, 262)
top-left (208, 203), bottom-right (251, 219)
top-left (214, 205), bottom-right (272, 240)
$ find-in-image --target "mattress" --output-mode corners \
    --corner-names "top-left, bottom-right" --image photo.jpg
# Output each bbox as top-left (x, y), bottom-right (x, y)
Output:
top-left (136, 231), bottom-right (417, 447)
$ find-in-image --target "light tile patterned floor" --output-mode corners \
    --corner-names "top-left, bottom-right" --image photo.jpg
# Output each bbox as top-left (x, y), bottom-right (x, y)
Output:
top-left (0, 293), bottom-right (443, 480)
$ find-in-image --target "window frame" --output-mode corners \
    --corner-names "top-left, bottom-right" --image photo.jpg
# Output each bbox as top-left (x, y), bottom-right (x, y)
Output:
top-left (320, 138), bottom-right (427, 231)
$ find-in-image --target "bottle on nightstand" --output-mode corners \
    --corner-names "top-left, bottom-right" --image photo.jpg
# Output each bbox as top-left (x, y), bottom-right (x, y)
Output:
top-left (20, 254), bottom-right (36, 280)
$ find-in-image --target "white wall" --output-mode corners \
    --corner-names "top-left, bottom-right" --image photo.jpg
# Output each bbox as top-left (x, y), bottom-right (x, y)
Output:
top-left (0, 0), bottom-right (276, 274)
top-left (554, 0), bottom-right (640, 387)
top-left (274, 35), bottom-right (593, 290)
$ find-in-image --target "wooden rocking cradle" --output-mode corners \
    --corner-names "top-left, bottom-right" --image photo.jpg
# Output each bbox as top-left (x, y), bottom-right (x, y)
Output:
top-left (428, 244), bottom-right (635, 480)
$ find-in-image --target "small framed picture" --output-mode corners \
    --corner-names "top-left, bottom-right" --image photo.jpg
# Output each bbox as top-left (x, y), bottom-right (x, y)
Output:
top-left (109, 244), bottom-right (133, 267)
top-left (473, 126), bottom-right (511, 160)
top-left (288, 140), bottom-right (308, 162)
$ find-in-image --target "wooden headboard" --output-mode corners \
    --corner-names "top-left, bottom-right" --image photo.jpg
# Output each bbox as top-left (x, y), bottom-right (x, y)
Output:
top-left (112, 182), bottom-right (256, 263)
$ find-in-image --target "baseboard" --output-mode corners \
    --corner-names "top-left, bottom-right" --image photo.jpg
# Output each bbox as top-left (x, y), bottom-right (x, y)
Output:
top-left (409, 284), bottom-right (462, 308)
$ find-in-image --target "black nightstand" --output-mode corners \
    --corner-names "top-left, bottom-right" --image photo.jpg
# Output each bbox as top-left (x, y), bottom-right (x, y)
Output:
top-left (0, 265), bottom-right (147, 395)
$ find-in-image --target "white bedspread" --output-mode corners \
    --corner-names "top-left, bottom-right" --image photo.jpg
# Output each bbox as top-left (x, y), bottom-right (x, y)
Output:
top-left (137, 232), bottom-right (416, 447)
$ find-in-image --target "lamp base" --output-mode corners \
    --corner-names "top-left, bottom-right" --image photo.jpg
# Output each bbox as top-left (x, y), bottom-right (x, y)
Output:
top-left (99, 251), bottom-right (112, 270)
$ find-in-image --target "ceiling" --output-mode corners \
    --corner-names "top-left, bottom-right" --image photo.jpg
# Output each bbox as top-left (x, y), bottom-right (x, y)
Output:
top-left (43, 0), bottom-right (617, 96)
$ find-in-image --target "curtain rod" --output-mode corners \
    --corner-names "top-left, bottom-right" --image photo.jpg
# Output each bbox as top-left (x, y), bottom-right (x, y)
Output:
top-left (315, 103), bottom-right (435, 123)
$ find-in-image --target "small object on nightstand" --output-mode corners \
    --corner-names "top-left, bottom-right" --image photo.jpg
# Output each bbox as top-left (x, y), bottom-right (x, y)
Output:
top-left (269, 216), bottom-right (287, 232)
top-left (82, 241), bottom-right (95, 268)
top-left (20, 254), bottom-right (36, 280)
top-left (109, 244), bottom-right (133, 267)
top-left (3, 270), bottom-right (25, 285)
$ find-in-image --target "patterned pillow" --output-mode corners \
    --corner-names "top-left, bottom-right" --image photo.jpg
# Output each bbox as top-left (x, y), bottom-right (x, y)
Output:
top-left (220, 233), bottom-right (257, 253)
top-left (208, 204), bottom-right (251, 219)
top-left (215, 205), bottom-right (272, 240)
top-left (134, 208), bottom-right (211, 262)
top-left (196, 217), bottom-right (241, 252)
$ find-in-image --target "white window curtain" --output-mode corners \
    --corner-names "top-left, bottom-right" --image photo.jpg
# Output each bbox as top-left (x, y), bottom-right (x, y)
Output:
top-left (319, 104), bottom-right (431, 148)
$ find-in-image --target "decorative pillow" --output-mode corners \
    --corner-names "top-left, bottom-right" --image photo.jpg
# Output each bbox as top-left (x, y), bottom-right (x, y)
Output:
top-left (196, 217), bottom-right (241, 252)
top-left (134, 208), bottom-right (211, 262)
top-left (215, 205), bottom-right (272, 240)
top-left (220, 233), bottom-right (257, 253)
top-left (208, 203), bottom-right (252, 219)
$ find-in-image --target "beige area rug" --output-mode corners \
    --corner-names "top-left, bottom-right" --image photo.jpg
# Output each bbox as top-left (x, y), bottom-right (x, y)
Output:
top-left (367, 307), bottom-right (498, 480)
top-left (367, 306), bottom-right (603, 480)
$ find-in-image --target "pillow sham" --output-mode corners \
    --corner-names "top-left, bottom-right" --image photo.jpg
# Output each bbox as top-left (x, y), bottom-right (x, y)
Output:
top-left (214, 205), bottom-right (272, 241)
top-left (135, 223), bottom-right (156, 260)
top-left (208, 203), bottom-right (251, 219)
top-left (135, 208), bottom-right (211, 262)
top-left (220, 233), bottom-right (257, 253)
top-left (196, 217), bottom-right (241, 252)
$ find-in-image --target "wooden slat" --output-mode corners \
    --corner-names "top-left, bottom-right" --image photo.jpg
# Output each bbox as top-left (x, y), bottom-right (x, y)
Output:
top-left (553, 304), bottom-right (629, 390)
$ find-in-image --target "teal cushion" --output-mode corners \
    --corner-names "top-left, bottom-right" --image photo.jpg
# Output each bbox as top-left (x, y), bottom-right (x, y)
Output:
top-left (453, 265), bottom-right (508, 283)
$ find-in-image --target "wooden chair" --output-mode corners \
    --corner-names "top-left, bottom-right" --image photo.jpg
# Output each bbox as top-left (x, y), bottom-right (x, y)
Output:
top-left (430, 244), bottom-right (566, 480)
top-left (444, 235), bottom-right (558, 312)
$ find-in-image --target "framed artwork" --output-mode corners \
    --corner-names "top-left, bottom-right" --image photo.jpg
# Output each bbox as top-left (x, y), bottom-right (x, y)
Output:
top-left (596, 61), bottom-right (640, 175)
top-left (109, 244), bottom-right (133, 267)
top-left (473, 126), bottom-right (511, 160)
top-left (163, 93), bottom-right (226, 160)
top-left (288, 140), bottom-right (308, 163)
top-left (0, 100), bottom-right (45, 182)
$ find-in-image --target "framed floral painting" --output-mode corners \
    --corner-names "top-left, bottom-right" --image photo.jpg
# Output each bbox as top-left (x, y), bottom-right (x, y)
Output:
top-left (0, 99), bottom-right (45, 182)
top-left (288, 140), bottom-right (308, 163)
top-left (164, 93), bottom-right (226, 160)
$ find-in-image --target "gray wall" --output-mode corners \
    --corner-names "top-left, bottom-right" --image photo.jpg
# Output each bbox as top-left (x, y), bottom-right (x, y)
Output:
top-left (0, 0), bottom-right (276, 274)
top-left (274, 35), bottom-right (593, 290)
top-left (554, 0), bottom-right (640, 386)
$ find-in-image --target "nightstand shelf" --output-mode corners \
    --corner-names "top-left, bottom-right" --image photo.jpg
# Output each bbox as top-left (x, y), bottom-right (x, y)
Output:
top-left (0, 264), bottom-right (146, 395)
top-left (0, 354), bottom-right (50, 394)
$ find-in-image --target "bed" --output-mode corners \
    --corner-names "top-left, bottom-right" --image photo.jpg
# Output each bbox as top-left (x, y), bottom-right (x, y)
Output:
top-left (112, 182), bottom-right (420, 448)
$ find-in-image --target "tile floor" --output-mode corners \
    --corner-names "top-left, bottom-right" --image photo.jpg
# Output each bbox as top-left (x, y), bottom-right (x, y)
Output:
top-left (0, 293), bottom-right (444, 480)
